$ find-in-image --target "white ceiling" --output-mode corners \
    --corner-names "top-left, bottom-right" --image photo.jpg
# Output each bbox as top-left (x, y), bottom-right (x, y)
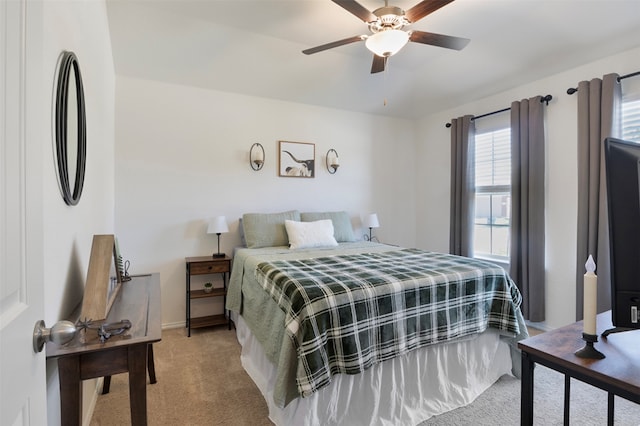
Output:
top-left (105, 0), bottom-right (640, 119)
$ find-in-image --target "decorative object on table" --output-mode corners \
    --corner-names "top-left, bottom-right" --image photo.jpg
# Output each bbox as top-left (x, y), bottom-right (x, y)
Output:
top-left (363, 213), bottom-right (380, 242)
top-left (82, 235), bottom-right (123, 323)
top-left (76, 318), bottom-right (132, 343)
top-left (250, 143), bottom-right (264, 171)
top-left (207, 216), bottom-right (229, 258)
top-left (203, 282), bottom-right (213, 293)
top-left (114, 237), bottom-right (131, 282)
top-left (54, 50), bottom-right (87, 206)
top-left (279, 140), bottom-right (315, 177)
top-left (326, 149), bottom-right (339, 174)
top-left (575, 255), bottom-right (605, 359)
top-left (123, 259), bottom-right (131, 281)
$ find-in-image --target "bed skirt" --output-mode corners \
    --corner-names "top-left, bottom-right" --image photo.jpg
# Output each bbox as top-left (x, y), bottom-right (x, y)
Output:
top-left (234, 314), bottom-right (513, 426)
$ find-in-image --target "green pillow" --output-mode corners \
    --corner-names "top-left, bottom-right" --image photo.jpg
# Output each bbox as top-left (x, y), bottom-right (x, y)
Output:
top-left (300, 211), bottom-right (356, 242)
top-left (242, 210), bottom-right (301, 248)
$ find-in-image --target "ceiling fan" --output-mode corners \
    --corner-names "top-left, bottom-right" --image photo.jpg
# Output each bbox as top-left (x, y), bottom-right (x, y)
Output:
top-left (302, 0), bottom-right (470, 74)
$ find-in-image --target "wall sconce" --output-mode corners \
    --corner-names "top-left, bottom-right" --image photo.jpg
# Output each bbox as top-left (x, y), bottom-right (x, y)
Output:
top-left (326, 149), bottom-right (339, 174)
top-left (250, 143), bottom-right (265, 171)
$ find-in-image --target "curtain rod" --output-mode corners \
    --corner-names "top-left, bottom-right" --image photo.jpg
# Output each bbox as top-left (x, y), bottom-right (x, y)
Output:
top-left (444, 94), bottom-right (553, 128)
top-left (566, 70), bottom-right (640, 95)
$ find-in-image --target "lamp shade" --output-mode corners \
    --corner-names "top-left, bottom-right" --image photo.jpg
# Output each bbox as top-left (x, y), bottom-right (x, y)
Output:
top-left (207, 216), bottom-right (228, 234)
top-left (363, 213), bottom-right (380, 229)
top-left (365, 30), bottom-right (409, 57)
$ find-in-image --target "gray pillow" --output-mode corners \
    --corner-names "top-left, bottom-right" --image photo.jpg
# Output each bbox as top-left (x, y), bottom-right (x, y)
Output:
top-left (300, 211), bottom-right (356, 242)
top-left (242, 210), bottom-right (301, 248)
top-left (238, 218), bottom-right (246, 247)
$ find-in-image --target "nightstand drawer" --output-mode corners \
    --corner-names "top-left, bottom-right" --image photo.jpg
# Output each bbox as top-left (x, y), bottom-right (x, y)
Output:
top-left (189, 261), bottom-right (229, 275)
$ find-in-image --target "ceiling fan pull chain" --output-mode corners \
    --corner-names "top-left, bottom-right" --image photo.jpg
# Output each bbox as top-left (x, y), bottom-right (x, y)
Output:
top-left (383, 58), bottom-right (388, 106)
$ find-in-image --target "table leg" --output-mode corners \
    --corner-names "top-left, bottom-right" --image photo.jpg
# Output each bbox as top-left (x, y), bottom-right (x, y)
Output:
top-left (607, 392), bottom-right (614, 426)
top-left (521, 351), bottom-right (535, 426)
top-left (224, 271), bottom-right (230, 330)
top-left (128, 344), bottom-right (148, 426)
top-left (147, 344), bottom-right (157, 384)
top-left (564, 375), bottom-right (570, 426)
top-left (186, 267), bottom-right (190, 335)
top-left (58, 356), bottom-right (82, 426)
top-left (102, 376), bottom-right (112, 394)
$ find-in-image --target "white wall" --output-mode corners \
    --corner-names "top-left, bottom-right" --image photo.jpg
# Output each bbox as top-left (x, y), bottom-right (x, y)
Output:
top-left (114, 76), bottom-right (416, 327)
top-left (415, 46), bottom-right (640, 330)
top-left (41, 1), bottom-right (115, 425)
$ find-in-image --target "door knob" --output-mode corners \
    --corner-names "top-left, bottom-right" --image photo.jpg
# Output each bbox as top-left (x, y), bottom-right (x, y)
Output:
top-left (33, 319), bottom-right (77, 353)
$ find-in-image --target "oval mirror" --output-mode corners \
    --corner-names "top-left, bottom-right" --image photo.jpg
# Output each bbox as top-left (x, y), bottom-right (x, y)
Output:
top-left (55, 51), bottom-right (86, 206)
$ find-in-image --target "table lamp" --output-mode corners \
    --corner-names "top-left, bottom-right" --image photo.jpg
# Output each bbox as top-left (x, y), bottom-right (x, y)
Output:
top-left (207, 216), bottom-right (229, 258)
top-left (363, 213), bottom-right (380, 242)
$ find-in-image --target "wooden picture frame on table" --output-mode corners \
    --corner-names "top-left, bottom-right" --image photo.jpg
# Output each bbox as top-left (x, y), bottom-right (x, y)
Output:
top-left (278, 140), bottom-right (315, 178)
top-left (80, 234), bottom-right (123, 322)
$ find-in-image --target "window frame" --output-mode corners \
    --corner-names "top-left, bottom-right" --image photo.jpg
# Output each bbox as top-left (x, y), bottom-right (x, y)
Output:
top-left (473, 126), bottom-right (512, 264)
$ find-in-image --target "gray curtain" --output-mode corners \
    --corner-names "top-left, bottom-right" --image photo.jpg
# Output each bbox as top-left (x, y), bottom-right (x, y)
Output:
top-left (575, 73), bottom-right (621, 320)
top-left (449, 115), bottom-right (475, 257)
top-left (510, 97), bottom-right (545, 321)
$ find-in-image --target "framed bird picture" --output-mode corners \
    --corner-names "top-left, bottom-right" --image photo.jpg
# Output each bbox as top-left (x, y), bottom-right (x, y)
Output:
top-left (278, 141), bottom-right (315, 178)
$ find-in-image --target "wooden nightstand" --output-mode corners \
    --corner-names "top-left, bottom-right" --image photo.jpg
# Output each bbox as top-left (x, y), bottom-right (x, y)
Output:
top-left (185, 255), bottom-right (231, 336)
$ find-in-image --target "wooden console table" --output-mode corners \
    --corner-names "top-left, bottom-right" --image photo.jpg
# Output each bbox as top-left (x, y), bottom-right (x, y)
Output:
top-left (519, 311), bottom-right (640, 425)
top-left (46, 273), bottom-right (162, 426)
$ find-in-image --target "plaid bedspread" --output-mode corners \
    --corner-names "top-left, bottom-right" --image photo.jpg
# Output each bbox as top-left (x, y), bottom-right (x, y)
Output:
top-left (255, 248), bottom-right (523, 398)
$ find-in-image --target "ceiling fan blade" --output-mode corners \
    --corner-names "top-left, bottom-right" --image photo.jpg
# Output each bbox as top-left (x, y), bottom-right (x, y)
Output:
top-left (302, 35), bottom-right (365, 55)
top-left (405, 0), bottom-right (455, 23)
top-left (331, 0), bottom-right (377, 23)
top-left (371, 55), bottom-right (387, 74)
top-left (409, 30), bottom-right (470, 50)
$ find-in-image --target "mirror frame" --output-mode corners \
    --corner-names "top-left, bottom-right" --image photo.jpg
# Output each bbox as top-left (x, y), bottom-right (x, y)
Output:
top-left (55, 51), bottom-right (86, 206)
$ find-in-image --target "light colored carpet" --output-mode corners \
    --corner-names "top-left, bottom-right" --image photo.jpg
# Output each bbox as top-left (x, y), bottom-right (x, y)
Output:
top-left (90, 327), bottom-right (272, 426)
top-left (423, 365), bottom-right (640, 425)
top-left (90, 327), bottom-right (640, 426)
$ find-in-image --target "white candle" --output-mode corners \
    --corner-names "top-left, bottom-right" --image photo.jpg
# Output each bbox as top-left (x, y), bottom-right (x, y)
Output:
top-left (255, 148), bottom-right (264, 162)
top-left (583, 255), bottom-right (597, 335)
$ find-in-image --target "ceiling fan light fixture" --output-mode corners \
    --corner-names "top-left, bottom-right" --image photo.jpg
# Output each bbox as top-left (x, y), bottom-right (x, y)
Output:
top-left (365, 29), bottom-right (409, 57)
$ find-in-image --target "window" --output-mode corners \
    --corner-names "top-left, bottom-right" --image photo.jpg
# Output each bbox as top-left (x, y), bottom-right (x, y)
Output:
top-left (622, 96), bottom-right (640, 142)
top-left (474, 128), bottom-right (511, 260)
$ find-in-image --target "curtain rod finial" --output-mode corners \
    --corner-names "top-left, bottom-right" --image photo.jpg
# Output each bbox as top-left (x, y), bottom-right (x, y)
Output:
top-left (567, 87), bottom-right (578, 95)
top-left (445, 122), bottom-right (452, 128)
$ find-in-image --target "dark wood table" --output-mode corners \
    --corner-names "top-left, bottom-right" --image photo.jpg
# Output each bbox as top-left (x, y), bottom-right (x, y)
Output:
top-left (519, 311), bottom-right (640, 425)
top-left (46, 273), bottom-right (162, 426)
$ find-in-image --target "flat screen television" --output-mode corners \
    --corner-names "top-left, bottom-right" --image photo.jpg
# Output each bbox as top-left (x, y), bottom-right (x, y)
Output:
top-left (603, 137), bottom-right (640, 331)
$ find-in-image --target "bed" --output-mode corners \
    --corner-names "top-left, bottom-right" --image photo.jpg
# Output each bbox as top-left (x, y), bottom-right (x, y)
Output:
top-left (226, 211), bottom-right (528, 425)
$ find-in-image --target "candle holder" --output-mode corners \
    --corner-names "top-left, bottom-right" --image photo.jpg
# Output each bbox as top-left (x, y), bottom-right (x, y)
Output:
top-left (575, 333), bottom-right (605, 359)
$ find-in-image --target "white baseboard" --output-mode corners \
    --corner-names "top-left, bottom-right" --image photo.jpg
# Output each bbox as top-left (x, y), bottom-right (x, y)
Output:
top-left (83, 377), bottom-right (103, 426)
top-left (162, 321), bottom-right (185, 330)
top-left (525, 319), bottom-right (552, 332)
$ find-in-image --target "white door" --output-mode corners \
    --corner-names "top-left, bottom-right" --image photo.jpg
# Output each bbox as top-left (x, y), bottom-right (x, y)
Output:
top-left (0, 1), bottom-right (47, 425)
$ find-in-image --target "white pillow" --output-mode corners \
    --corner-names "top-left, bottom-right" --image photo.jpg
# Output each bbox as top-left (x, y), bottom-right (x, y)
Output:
top-left (285, 219), bottom-right (339, 250)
